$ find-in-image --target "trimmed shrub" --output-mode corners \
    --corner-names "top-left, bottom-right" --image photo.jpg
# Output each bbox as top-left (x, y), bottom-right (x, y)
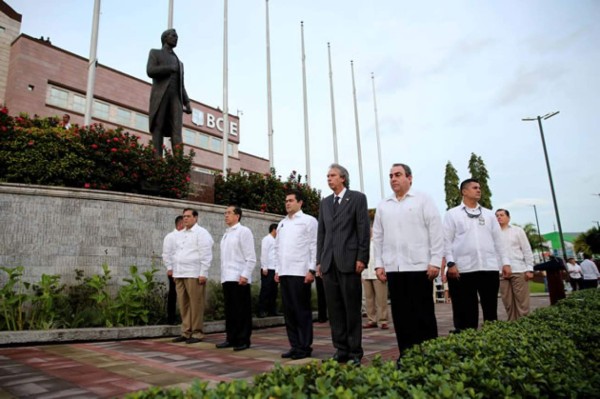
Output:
top-left (125, 289), bottom-right (600, 398)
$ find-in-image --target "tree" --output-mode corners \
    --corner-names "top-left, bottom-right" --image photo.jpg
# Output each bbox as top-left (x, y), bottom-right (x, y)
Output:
top-left (574, 227), bottom-right (600, 255)
top-left (468, 153), bottom-right (492, 209)
top-left (444, 161), bottom-right (461, 209)
top-left (518, 223), bottom-right (545, 255)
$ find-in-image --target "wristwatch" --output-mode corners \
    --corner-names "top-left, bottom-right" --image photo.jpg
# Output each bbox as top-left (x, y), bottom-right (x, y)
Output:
top-left (446, 262), bottom-right (456, 268)
top-left (309, 270), bottom-right (316, 275)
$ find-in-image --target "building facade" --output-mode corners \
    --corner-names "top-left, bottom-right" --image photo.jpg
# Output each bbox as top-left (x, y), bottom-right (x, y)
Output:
top-left (0, 1), bottom-right (269, 179)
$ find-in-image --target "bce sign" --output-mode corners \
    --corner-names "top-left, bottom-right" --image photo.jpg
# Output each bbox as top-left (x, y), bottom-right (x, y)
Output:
top-left (192, 108), bottom-right (238, 136)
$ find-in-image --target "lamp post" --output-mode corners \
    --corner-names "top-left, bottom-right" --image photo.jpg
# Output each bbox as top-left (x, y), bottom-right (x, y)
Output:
top-left (532, 204), bottom-right (545, 262)
top-left (593, 221), bottom-right (600, 229)
top-left (522, 111), bottom-right (567, 261)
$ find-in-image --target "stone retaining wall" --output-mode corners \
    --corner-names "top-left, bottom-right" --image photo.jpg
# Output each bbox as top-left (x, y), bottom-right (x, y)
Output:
top-left (0, 183), bottom-right (281, 286)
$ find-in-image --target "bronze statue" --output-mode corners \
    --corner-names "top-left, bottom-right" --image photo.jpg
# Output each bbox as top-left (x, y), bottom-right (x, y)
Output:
top-left (147, 29), bottom-right (192, 157)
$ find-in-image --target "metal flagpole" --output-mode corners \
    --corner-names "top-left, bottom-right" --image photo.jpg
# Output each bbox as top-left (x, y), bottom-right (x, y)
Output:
top-left (327, 42), bottom-right (338, 163)
top-left (84, 0), bottom-right (101, 126)
top-left (222, 0), bottom-right (230, 177)
top-left (371, 72), bottom-right (384, 199)
top-left (350, 60), bottom-right (364, 192)
top-left (265, 0), bottom-right (274, 169)
top-left (301, 21), bottom-right (311, 185)
top-left (168, 0), bottom-right (174, 29)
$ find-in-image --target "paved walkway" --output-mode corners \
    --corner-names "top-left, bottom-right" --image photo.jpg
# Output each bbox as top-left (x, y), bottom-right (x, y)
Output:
top-left (0, 296), bottom-right (550, 398)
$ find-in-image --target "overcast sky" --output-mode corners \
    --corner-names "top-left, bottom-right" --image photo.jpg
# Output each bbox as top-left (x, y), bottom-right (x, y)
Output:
top-left (9, 0), bottom-right (600, 235)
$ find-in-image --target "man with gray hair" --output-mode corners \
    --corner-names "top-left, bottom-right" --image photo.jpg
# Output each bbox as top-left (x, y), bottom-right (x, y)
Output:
top-left (147, 28), bottom-right (192, 157)
top-left (317, 163), bottom-right (370, 365)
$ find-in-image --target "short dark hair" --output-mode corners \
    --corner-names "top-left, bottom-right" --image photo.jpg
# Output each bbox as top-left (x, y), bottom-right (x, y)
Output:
top-left (584, 253), bottom-right (592, 260)
top-left (228, 204), bottom-right (242, 222)
top-left (329, 163), bottom-right (350, 188)
top-left (175, 215), bottom-right (183, 225)
top-left (495, 208), bottom-right (510, 217)
top-left (286, 189), bottom-right (304, 203)
top-left (392, 163), bottom-right (412, 178)
top-left (183, 208), bottom-right (198, 217)
top-left (460, 178), bottom-right (479, 193)
top-left (269, 223), bottom-right (278, 233)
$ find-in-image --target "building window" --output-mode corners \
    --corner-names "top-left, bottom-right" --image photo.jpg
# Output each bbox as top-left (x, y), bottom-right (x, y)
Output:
top-left (134, 113), bottom-right (148, 132)
top-left (210, 137), bottom-right (222, 152)
top-left (183, 129), bottom-right (196, 146)
top-left (228, 143), bottom-right (234, 156)
top-left (116, 108), bottom-right (131, 125)
top-left (92, 100), bottom-right (110, 120)
top-left (73, 95), bottom-right (86, 113)
top-left (198, 134), bottom-right (209, 149)
top-left (48, 87), bottom-right (68, 108)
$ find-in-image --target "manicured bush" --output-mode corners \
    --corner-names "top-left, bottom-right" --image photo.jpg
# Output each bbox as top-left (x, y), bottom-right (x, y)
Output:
top-left (125, 290), bottom-right (600, 398)
top-left (215, 169), bottom-right (321, 217)
top-left (0, 110), bottom-right (194, 199)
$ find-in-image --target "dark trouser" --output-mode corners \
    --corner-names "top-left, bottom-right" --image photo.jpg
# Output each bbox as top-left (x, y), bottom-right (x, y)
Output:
top-left (387, 271), bottom-right (438, 355)
top-left (569, 278), bottom-right (583, 291)
top-left (316, 275), bottom-right (328, 322)
top-left (258, 270), bottom-right (278, 316)
top-left (447, 270), bottom-right (499, 330)
top-left (222, 282), bottom-right (252, 346)
top-left (322, 261), bottom-right (363, 359)
top-left (280, 276), bottom-right (313, 355)
top-left (152, 85), bottom-right (182, 156)
top-left (167, 275), bottom-right (177, 324)
top-left (582, 279), bottom-right (599, 290)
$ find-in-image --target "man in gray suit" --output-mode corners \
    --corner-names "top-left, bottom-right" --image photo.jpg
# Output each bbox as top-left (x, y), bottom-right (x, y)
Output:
top-left (147, 28), bottom-right (192, 157)
top-left (317, 163), bottom-right (370, 365)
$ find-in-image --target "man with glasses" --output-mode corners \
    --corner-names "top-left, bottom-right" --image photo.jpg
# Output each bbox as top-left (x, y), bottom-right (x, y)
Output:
top-left (443, 179), bottom-right (511, 331)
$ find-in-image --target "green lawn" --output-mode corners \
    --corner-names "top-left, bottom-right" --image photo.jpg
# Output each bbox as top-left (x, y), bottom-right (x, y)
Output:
top-left (529, 280), bottom-right (546, 293)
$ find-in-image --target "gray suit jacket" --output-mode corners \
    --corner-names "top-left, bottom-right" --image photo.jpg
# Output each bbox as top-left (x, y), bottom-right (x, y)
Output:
top-left (317, 189), bottom-right (370, 274)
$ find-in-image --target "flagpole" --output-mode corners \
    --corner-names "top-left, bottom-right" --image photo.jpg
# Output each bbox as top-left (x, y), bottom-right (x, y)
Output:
top-left (168, 0), bottom-right (174, 29)
top-left (371, 72), bottom-right (384, 199)
top-left (350, 60), bottom-right (364, 192)
top-left (222, 0), bottom-right (230, 177)
top-left (327, 42), bottom-right (338, 163)
top-left (83, 0), bottom-right (101, 126)
top-left (265, 0), bottom-right (274, 169)
top-left (301, 21), bottom-right (311, 185)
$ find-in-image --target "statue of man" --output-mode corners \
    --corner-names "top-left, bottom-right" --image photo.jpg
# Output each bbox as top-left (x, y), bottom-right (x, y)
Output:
top-left (147, 29), bottom-right (192, 157)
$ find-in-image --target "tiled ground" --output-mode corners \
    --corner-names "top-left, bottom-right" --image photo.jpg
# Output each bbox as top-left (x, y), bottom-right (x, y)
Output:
top-left (0, 296), bottom-right (550, 398)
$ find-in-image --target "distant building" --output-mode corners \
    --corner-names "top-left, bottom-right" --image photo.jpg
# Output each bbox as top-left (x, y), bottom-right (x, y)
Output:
top-left (542, 231), bottom-right (580, 258)
top-left (0, 1), bottom-right (269, 194)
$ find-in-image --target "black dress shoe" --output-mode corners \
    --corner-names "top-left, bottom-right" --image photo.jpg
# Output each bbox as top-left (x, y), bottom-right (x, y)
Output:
top-left (331, 352), bottom-right (349, 363)
top-left (215, 341), bottom-right (233, 349)
top-left (281, 349), bottom-right (296, 358)
top-left (171, 336), bottom-right (188, 343)
top-left (348, 357), bottom-right (362, 366)
top-left (291, 352), bottom-right (310, 360)
top-left (233, 344), bottom-right (250, 351)
top-left (185, 337), bottom-right (202, 344)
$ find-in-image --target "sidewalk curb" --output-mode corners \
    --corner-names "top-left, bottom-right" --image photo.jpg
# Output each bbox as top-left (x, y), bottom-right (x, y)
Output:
top-left (0, 315), bottom-right (288, 346)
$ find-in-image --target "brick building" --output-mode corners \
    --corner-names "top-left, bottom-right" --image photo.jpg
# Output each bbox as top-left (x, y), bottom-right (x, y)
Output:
top-left (0, 1), bottom-right (269, 191)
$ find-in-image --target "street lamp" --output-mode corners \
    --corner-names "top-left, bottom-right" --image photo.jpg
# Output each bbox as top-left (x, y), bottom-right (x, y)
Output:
top-left (593, 221), bottom-right (600, 229)
top-left (522, 111), bottom-right (568, 261)
top-left (532, 204), bottom-right (546, 262)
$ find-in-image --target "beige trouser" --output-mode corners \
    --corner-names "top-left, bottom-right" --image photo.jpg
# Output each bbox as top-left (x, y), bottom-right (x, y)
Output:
top-left (500, 273), bottom-right (530, 321)
top-left (362, 278), bottom-right (389, 325)
top-left (175, 278), bottom-right (206, 339)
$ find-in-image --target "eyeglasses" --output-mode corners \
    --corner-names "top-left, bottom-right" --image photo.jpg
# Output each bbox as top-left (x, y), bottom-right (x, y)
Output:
top-left (463, 207), bottom-right (482, 219)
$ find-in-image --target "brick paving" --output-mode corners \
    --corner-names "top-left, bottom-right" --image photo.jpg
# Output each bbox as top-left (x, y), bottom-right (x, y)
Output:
top-left (0, 296), bottom-right (550, 398)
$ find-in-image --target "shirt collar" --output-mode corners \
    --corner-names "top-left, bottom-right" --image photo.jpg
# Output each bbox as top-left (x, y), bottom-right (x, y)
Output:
top-left (386, 188), bottom-right (415, 202)
top-left (460, 202), bottom-right (481, 211)
top-left (334, 188), bottom-right (347, 201)
top-left (286, 210), bottom-right (305, 220)
top-left (226, 222), bottom-right (240, 232)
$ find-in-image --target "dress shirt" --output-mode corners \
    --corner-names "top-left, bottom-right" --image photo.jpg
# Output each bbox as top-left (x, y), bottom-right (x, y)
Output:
top-left (171, 224), bottom-right (214, 278)
top-left (162, 228), bottom-right (179, 271)
top-left (372, 189), bottom-right (444, 272)
top-left (567, 263), bottom-right (582, 279)
top-left (362, 240), bottom-right (378, 279)
top-left (335, 188), bottom-right (347, 203)
top-left (260, 234), bottom-right (276, 271)
top-left (274, 210), bottom-right (318, 276)
top-left (220, 223), bottom-right (257, 283)
top-left (580, 259), bottom-right (600, 280)
top-left (499, 225), bottom-right (534, 273)
top-left (443, 203), bottom-right (510, 273)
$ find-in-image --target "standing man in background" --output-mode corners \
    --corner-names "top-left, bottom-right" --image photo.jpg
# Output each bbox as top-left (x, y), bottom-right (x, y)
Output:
top-left (580, 254), bottom-right (600, 289)
top-left (162, 215), bottom-right (184, 324)
top-left (495, 209), bottom-right (534, 321)
top-left (274, 190), bottom-right (318, 360)
top-left (147, 28), bottom-right (192, 157)
top-left (216, 205), bottom-right (257, 351)
top-left (168, 208), bottom-right (213, 344)
top-left (317, 164), bottom-right (370, 365)
top-left (444, 179), bottom-right (511, 331)
top-left (258, 223), bottom-right (279, 318)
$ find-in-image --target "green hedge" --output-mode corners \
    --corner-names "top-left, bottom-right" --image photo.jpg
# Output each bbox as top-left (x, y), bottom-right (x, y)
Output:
top-left (0, 110), bottom-right (194, 199)
top-left (126, 289), bottom-right (600, 398)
